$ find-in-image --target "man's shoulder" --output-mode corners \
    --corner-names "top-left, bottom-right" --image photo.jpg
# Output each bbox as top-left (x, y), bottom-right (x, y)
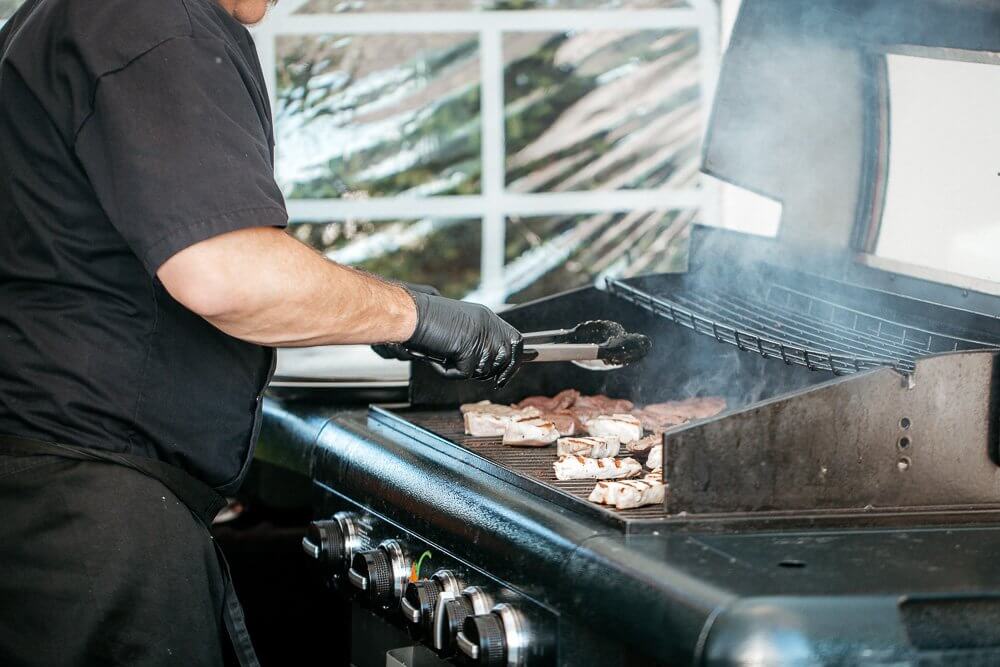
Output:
top-left (7, 0), bottom-right (201, 77)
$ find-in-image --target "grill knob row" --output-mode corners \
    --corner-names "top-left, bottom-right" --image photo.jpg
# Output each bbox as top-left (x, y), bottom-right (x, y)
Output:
top-left (348, 540), bottom-right (410, 605)
top-left (456, 604), bottom-right (530, 667)
top-left (434, 586), bottom-right (492, 657)
top-left (401, 570), bottom-right (462, 638)
top-left (302, 512), bottom-right (367, 582)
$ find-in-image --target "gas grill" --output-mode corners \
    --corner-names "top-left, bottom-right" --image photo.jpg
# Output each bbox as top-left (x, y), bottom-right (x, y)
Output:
top-left (267, 2), bottom-right (1000, 665)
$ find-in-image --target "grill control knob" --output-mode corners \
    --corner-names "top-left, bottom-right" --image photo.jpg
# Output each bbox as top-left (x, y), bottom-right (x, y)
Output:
top-left (433, 586), bottom-right (492, 657)
top-left (456, 605), bottom-right (529, 667)
top-left (401, 570), bottom-right (462, 638)
top-left (301, 512), bottom-right (365, 566)
top-left (348, 540), bottom-right (409, 604)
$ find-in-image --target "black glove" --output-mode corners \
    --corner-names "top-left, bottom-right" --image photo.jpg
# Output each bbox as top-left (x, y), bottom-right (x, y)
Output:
top-left (404, 291), bottom-right (524, 387)
top-left (372, 282), bottom-right (440, 362)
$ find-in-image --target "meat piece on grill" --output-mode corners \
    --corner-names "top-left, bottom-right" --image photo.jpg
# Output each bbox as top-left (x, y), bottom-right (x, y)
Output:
top-left (627, 434), bottom-right (661, 453)
top-left (515, 389), bottom-right (580, 412)
top-left (645, 467), bottom-right (663, 483)
top-left (588, 477), bottom-right (665, 509)
top-left (573, 395), bottom-right (635, 416)
top-left (636, 397), bottom-right (727, 432)
top-left (645, 444), bottom-right (662, 470)
top-left (553, 455), bottom-right (642, 480)
top-left (543, 411), bottom-right (582, 436)
top-left (503, 417), bottom-right (560, 447)
top-left (556, 436), bottom-right (620, 459)
top-left (462, 403), bottom-right (541, 437)
top-left (586, 414), bottom-right (643, 445)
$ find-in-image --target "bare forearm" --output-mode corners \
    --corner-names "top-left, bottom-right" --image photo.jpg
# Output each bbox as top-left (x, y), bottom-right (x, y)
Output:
top-left (158, 227), bottom-right (417, 347)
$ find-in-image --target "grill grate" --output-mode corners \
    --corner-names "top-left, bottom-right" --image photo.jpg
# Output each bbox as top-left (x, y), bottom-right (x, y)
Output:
top-left (607, 278), bottom-right (997, 376)
top-left (400, 412), bottom-right (666, 520)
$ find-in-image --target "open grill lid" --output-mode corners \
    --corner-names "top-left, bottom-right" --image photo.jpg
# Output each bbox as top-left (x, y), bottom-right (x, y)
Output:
top-left (704, 0), bottom-right (1000, 302)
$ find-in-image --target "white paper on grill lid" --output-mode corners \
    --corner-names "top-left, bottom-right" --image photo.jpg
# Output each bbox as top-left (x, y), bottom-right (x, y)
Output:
top-left (586, 414), bottom-right (643, 445)
top-left (502, 416), bottom-right (560, 447)
top-left (556, 436), bottom-right (620, 459)
top-left (553, 455), bottom-right (642, 480)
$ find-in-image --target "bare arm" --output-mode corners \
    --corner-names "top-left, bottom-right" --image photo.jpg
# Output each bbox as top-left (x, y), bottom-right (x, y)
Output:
top-left (157, 227), bottom-right (417, 347)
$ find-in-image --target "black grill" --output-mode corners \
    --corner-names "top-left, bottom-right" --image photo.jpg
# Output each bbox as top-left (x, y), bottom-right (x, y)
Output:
top-left (389, 411), bottom-right (667, 522)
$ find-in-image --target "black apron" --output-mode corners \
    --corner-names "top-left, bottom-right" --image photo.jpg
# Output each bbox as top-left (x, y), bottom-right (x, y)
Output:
top-left (0, 434), bottom-right (259, 667)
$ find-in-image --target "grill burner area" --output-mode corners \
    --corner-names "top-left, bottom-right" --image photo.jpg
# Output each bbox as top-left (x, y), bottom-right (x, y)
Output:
top-left (391, 410), bottom-right (667, 521)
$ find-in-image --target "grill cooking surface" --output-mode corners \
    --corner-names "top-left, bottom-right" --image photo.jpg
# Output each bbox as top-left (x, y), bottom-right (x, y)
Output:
top-left (395, 410), bottom-right (666, 521)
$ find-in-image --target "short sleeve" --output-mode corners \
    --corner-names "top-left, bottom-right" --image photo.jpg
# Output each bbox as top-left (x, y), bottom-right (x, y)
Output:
top-left (74, 36), bottom-right (287, 275)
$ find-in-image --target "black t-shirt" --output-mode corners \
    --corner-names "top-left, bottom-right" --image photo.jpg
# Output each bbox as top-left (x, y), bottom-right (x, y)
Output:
top-left (0, 0), bottom-right (288, 492)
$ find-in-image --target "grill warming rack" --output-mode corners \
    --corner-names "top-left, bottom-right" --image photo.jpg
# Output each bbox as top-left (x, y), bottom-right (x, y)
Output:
top-left (607, 277), bottom-right (997, 376)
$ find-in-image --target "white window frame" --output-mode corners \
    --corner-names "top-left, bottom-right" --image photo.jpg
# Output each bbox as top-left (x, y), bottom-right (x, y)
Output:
top-left (254, 1), bottom-right (721, 306)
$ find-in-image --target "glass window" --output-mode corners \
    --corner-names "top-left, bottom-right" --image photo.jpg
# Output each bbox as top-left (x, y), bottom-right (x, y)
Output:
top-left (505, 30), bottom-right (701, 193)
top-left (276, 33), bottom-right (481, 199)
top-left (288, 217), bottom-right (481, 298)
top-left (265, 0), bottom-right (718, 310)
top-left (0, 0), bottom-right (24, 21)
top-left (505, 210), bottom-right (691, 303)
top-left (294, 1), bottom-right (690, 14)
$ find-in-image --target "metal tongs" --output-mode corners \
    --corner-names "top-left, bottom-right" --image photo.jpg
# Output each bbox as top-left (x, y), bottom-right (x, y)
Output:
top-left (406, 320), bottom-right (651, 375)
top-left (521, 320), bottom-right (651, 369)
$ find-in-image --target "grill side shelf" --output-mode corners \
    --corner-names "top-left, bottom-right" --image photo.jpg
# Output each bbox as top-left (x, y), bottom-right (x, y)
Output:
top-left (606, 278), bottom-right (997, 376)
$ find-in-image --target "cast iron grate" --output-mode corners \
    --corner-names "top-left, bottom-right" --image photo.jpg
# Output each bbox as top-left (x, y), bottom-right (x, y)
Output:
top-left (401, 412), bottom-right (666, 520)
top-left (607, 278), bottom-right (997, 376)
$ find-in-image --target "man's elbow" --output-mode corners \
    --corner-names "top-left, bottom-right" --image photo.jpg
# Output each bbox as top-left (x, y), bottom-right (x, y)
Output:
top-left (157, 237), bottom-right (250, 321)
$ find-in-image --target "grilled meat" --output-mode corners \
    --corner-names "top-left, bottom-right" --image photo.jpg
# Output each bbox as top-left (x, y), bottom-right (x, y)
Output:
top-left (503, 416), bottom-right (560, 447)
top-left (462, 402), bottom-right (541, 437)
top-left (634, 397), bottom-right (726, 432)
top-left (627, 434), bottom-right (661, 453)
top-left (556, 436), bottom-right (620, 459)
top-left (645, 444), bottom-right (662, 470)
top-left (553, 455), bottom-right (642, 480)
top-left (544, 411), bottom-right (582, 436)
top-left (588, 477), bottom-right (665, 509)
top-left (515, 389), bottom-right (580, 412)
top-left (586, 414), bottom-right (643, 445)
top-left (572, 395), bottom-right (635, 417)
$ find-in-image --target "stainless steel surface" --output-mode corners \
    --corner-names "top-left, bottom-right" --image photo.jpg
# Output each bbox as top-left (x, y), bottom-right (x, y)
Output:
top-left (665, 350), bottom-right (1000, 515)
top-left (349, 568), bottom-right (369, 591)
top-left (464, 586), bottom-right (493, 615)
top-left (434, 570), bottom-right (461, 597)
top-left (524, 344), bottom-right (600, 362)
top-left (401, 596), bottom-right (422, 623)
top-left (456, 632), bottom-right (480, 660)
top-left (495, 604), bottom-right (529, 667)
top-left (301, 536), bottom-right (320, 559)
top-left (383, 539), bottom-right (410, 600)
top-left (339, 511), bottom-right (368, 564)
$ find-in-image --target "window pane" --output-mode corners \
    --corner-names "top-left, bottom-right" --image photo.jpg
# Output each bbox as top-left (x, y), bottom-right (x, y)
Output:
top-left (289, 218), bottom-right (481, 297)
top-left (275, 34), bottom-right (482, 199)
top-left (505, 29), bottom-right (701, 192)
top-left (0, 0), bottom-right (25, 20)
top-left (295, 0), bottom-right (689, 13)
top-left (504, 209), bottom-right (691, 303)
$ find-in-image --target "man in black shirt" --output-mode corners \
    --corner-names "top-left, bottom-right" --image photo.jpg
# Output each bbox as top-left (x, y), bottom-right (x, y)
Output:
top-left (0, 0), bottom-right (522, 664)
